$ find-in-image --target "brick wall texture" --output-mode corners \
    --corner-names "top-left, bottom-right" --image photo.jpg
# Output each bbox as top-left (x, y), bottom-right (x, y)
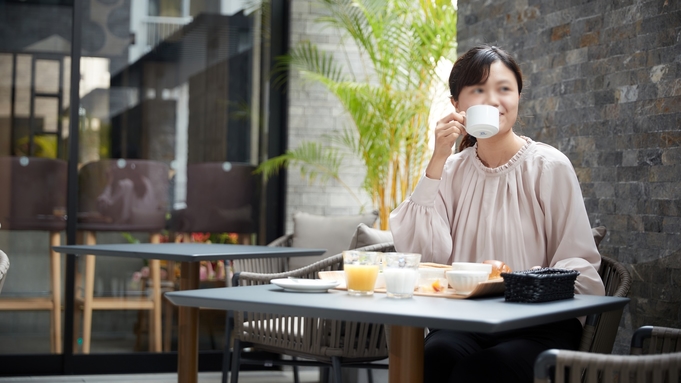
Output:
top-left (457, 0), bottom-right (681, 353)
top-left (286, 0), bottom-right (373, 232)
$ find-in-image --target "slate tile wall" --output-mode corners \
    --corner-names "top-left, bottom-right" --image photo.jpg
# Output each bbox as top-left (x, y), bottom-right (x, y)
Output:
top-left (457, 0), bottom-right (681, 353)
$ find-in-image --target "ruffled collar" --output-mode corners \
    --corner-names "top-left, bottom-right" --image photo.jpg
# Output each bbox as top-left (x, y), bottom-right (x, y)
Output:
top-left (472, 136), bottom-right (534, 174)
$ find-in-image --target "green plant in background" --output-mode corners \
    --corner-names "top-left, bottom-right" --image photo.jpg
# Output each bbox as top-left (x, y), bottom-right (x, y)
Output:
top-left (256, 0), bottom-right (457, 229)
top-left (15, 135), bottom-right (58, 158)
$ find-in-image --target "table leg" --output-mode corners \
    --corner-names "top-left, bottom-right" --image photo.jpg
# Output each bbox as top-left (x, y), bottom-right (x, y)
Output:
top-left (178, 262), bottom-right (200, 383)
top-left (388, 325), bottom-right (424, 383)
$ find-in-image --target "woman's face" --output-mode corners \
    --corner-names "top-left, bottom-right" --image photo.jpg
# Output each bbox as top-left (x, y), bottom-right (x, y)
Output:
top-left (452, 60), bottom-right (520, 135)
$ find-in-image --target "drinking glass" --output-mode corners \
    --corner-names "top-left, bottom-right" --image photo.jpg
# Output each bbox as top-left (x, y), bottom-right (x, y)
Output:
top-left (383, 253), bottom-right (421, 299)
top-left (343, 251), bottom-right (381, 296)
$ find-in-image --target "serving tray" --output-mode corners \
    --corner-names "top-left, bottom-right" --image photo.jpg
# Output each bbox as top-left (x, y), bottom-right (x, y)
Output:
top-left (318, 270), bottom-right (505, 299)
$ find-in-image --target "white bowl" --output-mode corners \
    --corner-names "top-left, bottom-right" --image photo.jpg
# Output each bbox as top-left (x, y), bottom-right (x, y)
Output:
top-left (450, 262), bottom-right (492, 275)
top-left (446, 270), bottom-right (489, 295)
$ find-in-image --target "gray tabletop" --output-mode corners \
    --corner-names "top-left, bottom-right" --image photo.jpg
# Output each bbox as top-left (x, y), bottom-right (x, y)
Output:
top-left (53, 243), bottom-right (326, 262)
top-left (165, 284), bottom-right (630, 333)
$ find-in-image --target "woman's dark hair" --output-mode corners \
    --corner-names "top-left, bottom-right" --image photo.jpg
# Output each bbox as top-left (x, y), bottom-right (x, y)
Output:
top-left (449, 45), bottom-right (523, 152)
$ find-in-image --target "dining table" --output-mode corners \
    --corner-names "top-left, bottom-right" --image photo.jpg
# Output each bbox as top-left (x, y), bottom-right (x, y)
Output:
top-left (53, 243), bottom-right (325, 383)
top-left (166, 284), bottom-right (630, 383)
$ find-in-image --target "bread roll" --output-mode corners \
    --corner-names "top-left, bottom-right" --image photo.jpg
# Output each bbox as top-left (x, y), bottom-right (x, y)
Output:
top-left (483, 260), bottom-right (512, 279)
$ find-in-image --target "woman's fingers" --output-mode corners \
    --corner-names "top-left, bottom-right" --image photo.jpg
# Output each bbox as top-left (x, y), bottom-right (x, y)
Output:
top-left (438, 112), bottom-right (465, 125)
top-left (435, 121), bottom-right (463, 140)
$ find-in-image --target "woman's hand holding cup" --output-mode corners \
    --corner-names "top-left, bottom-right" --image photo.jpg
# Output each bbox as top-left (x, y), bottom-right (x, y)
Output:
top-left (426, 111), bottom-right (466, 179)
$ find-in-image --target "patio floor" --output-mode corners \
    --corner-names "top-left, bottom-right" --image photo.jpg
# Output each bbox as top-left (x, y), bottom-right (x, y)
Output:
top-left (0, 367), bottom-right (388, 383)
top-left (0, 370), bottom-right (316, 383)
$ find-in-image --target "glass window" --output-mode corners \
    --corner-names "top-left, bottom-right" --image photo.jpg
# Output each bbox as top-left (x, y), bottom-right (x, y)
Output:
top-left (148, 0), bottom-right (184, 17)
top-left (0, 0), bottom-right (275, 365)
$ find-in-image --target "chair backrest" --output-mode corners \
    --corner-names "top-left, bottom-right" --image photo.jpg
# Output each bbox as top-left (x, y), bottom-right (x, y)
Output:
top-left (231, 233), bottom-right (293, 276)
top-left (631, 326), bottom-right (681, 355)
top-left (0, 250), bottom-right (9, 294)
top-left (172, 162), bottom-right (256, 233)
top-left (0, 156), bottom-right (67, 231)
top-left (78, 159), bottom-right (169, 231)
top-left (578, 255), bottom-right (632, 354)
top-left (534, 349), bottom-right (681, 383)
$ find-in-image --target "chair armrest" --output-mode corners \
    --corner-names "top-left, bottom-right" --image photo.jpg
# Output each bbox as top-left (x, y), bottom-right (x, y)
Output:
top-left (630, 326), bottom-right (654, 355)
top-left (233, 242), bottom-right (394, 286)
top-left (235, 253), bottom-right (343, 286)
top-left (533, 349), bottom-right (559, 382)
top-left (267, 233), bottom-right (294, 248)
top-left (354, 242), bottom-right (395, 252)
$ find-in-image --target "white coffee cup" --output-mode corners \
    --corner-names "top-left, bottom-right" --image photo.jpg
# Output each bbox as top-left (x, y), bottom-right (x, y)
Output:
top-left (465, 105), bottom-right (500, 138)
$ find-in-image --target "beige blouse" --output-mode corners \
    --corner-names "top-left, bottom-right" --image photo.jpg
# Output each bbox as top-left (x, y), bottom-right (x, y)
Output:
top-left (390, 137), bottom-right (605, 297)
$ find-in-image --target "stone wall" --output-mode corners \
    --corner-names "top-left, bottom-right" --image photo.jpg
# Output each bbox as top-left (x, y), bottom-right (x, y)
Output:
top-left (457, 0), bottom-right (681, 353)
top-left (286, 0), bottom-right (373, 232)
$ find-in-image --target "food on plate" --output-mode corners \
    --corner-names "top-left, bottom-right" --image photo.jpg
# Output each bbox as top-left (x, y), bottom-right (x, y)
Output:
top-left (430, 278), bottom-right (447, 292)
top-left (483, 260), bottom-right (512, 279)
top-left (418, 277), bottom-right (448, 293)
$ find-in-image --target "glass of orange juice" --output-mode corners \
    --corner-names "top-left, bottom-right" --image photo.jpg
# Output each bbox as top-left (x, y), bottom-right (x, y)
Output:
top-left (343, 251), bottom-right (381, 296)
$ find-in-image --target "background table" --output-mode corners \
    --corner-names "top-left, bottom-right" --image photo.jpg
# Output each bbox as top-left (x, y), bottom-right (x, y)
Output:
top-left (166, 284), bottom-right (630, 383)
top-left (54, 243), bottom-right (325, 383)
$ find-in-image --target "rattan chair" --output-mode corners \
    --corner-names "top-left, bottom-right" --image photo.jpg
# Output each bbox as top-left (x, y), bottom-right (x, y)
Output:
top-left (630, 325), bottom-right (681, 355)
top-left (577, 255), bottom-right (632, 354)
top-left (231, 233), bottom-right (292, 277)
top-left (0, 250), bottom-right (9, 294)
top-left (227, 242), bottom-right (394, 383)
top-left (535, 325), bottom-right (681, 383)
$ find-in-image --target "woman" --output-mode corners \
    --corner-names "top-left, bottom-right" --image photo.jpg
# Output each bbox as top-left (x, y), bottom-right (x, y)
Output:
top-left (389, 45), bottom-right (605, 382)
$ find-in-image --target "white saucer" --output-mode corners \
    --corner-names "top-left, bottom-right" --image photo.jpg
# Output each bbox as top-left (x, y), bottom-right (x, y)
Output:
top-left (271, 278), bottom-right (340, 293)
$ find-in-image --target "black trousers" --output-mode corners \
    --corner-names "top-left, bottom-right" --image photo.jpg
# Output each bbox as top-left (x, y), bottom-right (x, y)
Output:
top-left (423, 318), bottom-right (583, 383)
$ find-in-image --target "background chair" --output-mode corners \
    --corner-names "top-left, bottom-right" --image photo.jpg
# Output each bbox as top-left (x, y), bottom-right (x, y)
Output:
top-left (535, 325), bottom-right (681, 383)
top-left (167, 162), bottom-right (257, 351)
top-left (0, 156), bottom-right (67, 353)
top-left (577, 255), bottom-right (632, 354)
top-left (171, 162), bottom-right (256, 243)
top-left (0, 250), bottom-right (9, 294)
top-left (76, 159), bottom-right (169, 353)
top-left (630, 325), bottom-right (681, 355)
top-left (232, 211), bottom-right (379, 276)
top-left (227, 214), bottom-right (384, 382)
top-left (229, 242), bottom-right (394, 383)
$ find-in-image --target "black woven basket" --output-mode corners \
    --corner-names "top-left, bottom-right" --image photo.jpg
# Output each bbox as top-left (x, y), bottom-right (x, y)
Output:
top-left (500, 268), bottom-right (579, 303)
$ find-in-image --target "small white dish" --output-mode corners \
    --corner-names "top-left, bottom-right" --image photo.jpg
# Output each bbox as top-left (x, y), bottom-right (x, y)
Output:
top-left (270, 278), bottom-right (340, 293)
top-left (446, 270), bottom-right (489, 295)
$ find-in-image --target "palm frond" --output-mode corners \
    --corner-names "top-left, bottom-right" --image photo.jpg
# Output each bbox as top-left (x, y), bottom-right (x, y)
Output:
top-left (255, 141), bottom-right (344, 185)
top-left (262, 0), bottom-right (458, 228)
top-left (272, 41), bottom-right (348, 90)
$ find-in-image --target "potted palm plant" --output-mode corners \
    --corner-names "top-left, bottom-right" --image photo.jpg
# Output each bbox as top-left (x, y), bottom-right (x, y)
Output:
top-left (257, 0), bottom-right (457, 229)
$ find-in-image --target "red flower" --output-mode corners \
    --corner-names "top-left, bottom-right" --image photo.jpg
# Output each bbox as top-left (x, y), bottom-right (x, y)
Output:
top-left (191, 232), bottom-right (211, 243)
